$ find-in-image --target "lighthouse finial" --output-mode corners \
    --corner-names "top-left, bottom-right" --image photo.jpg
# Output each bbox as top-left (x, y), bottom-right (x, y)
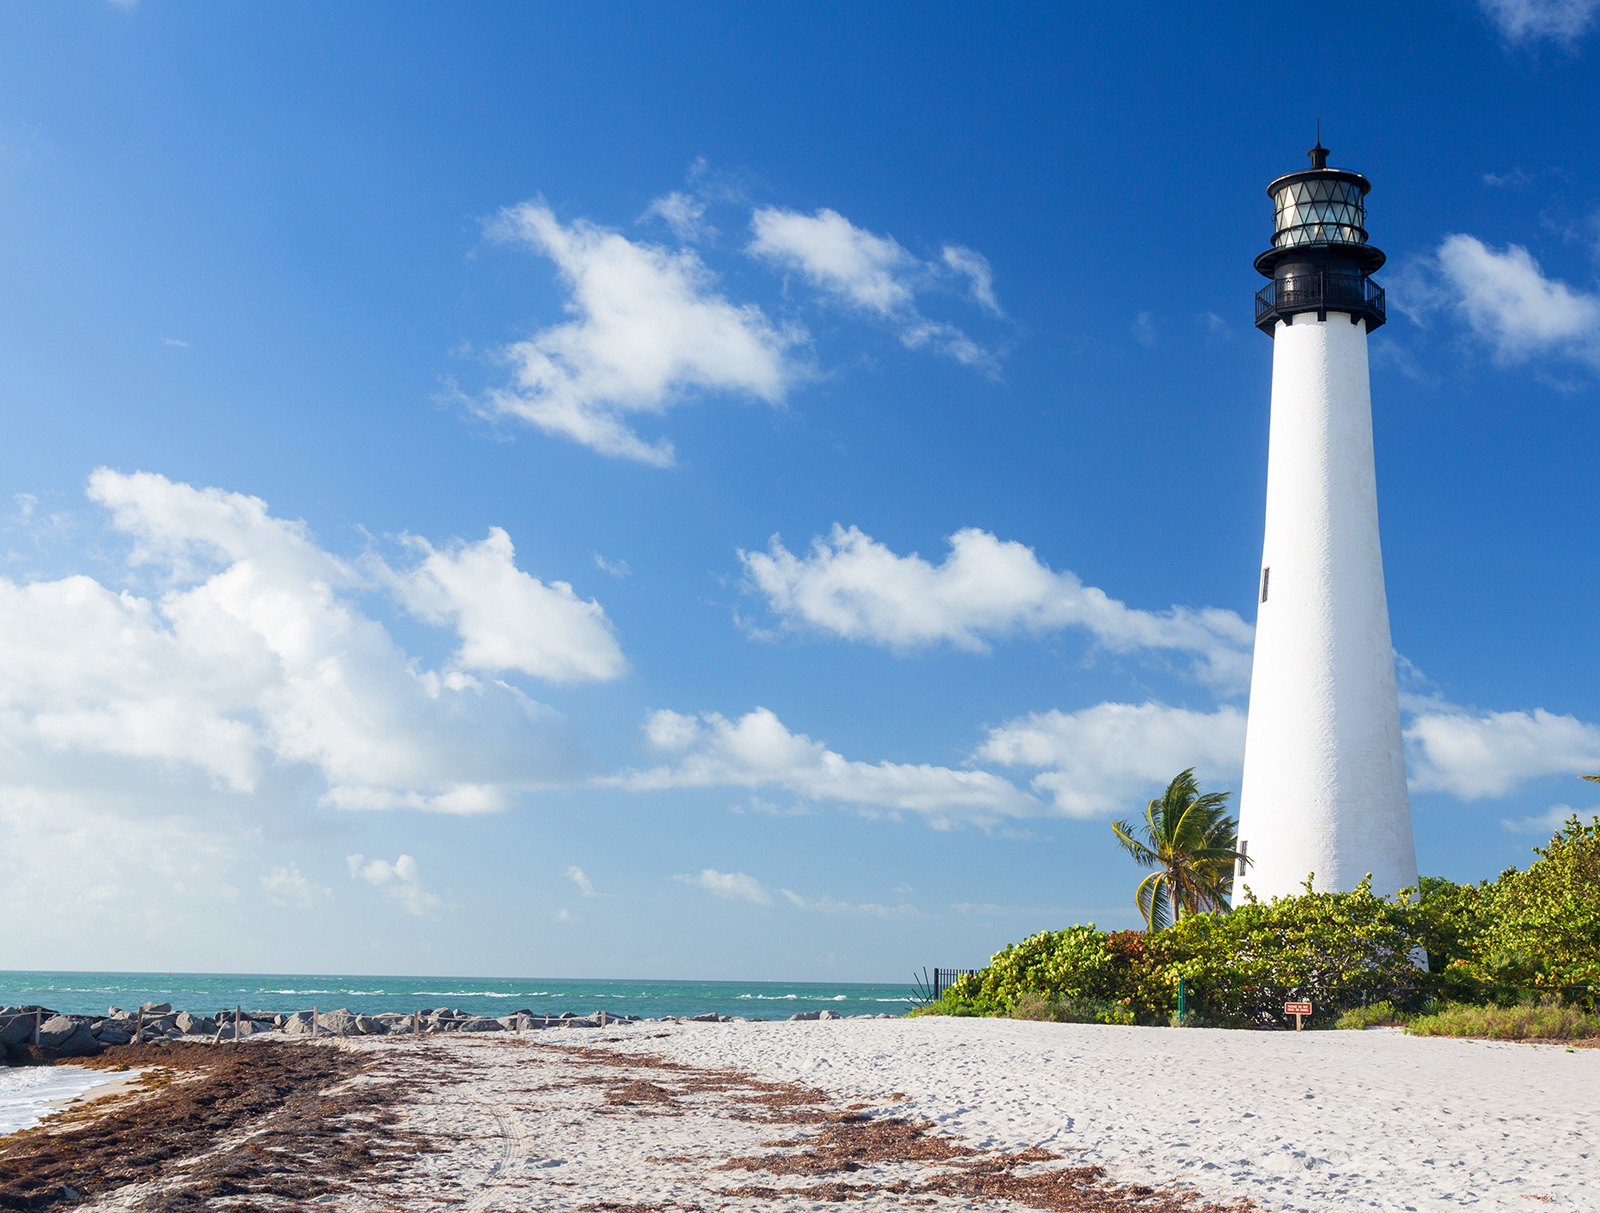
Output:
top-left (1309, 122), bottom-right (1329, 170)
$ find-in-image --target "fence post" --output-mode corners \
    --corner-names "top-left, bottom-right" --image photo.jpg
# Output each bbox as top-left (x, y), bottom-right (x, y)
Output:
top-left (311, 1006), bottom-right (318, 1039)
top-left (1177, 978), bottom-right (1187, 1023)
top-left (235, 1004), bottom-right (242, 1044)
top-left (32, 1009), bottom-right (41, 1047)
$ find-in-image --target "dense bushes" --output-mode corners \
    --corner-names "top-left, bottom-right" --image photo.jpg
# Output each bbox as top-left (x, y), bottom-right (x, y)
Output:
top-left (1408, 998), bottom-right (1600, 1041)
top-left (929, 814), bottom-right (1599, 1028)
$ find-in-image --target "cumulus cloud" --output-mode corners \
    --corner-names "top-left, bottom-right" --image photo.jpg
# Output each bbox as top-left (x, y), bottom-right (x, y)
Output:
top-left (567, 865), bottom-right (597, 897)
top-left (261, 863), bottom-right (327, 910)
top-left (615, 706), bottom-right (1038, 827)
top-left (483, 201), bottom-right (800, 466)
top-left (740, 525), bottom-right (1254, 688)
top-left (0, 470), bottom-right (602, 822)
top-left (747, 207), bottom-right (1000, 373)
top-left (674, 868), bottom-right (773, 905)
top-left (347, 853), bottom-right (442, 915)
top-left (977, 701), bottom-right (1248, 818)
top-left (1405, 703), bottom-right (1600, 798)
top-left (385, 527), bottom-right (625, 683)
top-left (1394, 235), bottom-right (1600, 369)
top-left (1480, 0), bottom-right (1598, 44)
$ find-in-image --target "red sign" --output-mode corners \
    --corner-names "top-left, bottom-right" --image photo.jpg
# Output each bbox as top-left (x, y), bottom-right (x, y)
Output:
top-left (1284, 1002), bottom-right (1312, 1015)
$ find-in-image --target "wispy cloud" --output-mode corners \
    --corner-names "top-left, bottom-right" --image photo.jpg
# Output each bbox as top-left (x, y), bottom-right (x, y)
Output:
top-left (1500, 804), bottom-right (1596, 833)
top-left (161, 336), bottom-right (188, 348)
top-left (747, 207), bottom-right (1001, 374)
top-left (1479, 0), bottom-right (1599, 45)
top-left (261, 863), bottom-right (328, 910)
top-left (347, 853), bottom-right (442, 915)
top-left (567, 864), bottom-right (597, 897)
top-left (482, 200), bottom-right (801, 466)
top-left (740, 524), bottom-right (1254, 689)
top-left (674, 868), bottom-right (772, 905)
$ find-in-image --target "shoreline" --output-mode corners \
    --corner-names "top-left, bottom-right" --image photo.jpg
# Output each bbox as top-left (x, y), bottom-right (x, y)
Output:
top-left (0, 1018), bottom-right (1592, 1211)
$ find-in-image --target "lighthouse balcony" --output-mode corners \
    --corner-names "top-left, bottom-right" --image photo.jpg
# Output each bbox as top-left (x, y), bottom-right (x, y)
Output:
top-left (1255, 271), bottom-right (1385, 334)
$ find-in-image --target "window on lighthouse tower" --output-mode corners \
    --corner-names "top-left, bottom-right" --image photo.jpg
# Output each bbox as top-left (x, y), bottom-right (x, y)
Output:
top-left (1260, 567), bottom-right (1270, 603)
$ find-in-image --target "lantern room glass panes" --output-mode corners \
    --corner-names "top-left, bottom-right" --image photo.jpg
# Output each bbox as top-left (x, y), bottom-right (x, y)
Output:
top-left (1271, 176), bottom-right (1367, 248)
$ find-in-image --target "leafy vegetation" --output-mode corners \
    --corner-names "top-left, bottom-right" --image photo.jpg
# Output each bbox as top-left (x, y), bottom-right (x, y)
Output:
top-left (1407, 998), bottom-right (1600, 1041)
top-left (1111, 769), bottom-right (1245, 929)
top-left (1334, 1000), bottom-right (1407, 1030)
top-left (916, 777), bottom-right (1599, 1031)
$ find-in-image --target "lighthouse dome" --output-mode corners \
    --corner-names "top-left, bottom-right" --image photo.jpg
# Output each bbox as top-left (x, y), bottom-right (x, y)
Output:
top-left (1269, 168), bottom-right (1370, 250)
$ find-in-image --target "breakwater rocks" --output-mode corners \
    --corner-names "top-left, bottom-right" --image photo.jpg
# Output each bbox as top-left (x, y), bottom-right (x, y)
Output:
top-left (1, 1003), bottom-right (888, 1063)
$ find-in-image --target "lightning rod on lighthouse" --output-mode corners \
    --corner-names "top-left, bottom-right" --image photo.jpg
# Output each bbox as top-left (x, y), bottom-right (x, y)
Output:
top-left (1234, 140), bottom-right (1419, 901)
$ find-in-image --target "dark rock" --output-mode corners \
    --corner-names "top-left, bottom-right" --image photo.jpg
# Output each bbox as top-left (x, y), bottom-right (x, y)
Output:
top-left (354, 1015), bottom-right (387, 1035)
top-left (818, 1009), bottom-right (842, 1021)
top-left (94, 1027), bottom-right (133, 1046)
top-left (138, 1002), bottom-right (172, 1015)
top-left (688, 1013), bottom-right (720, 1023)
top-left (0, 1013), bottom-right (35, 1047)
top-left (457, 1017), bottom-right (504, 1033)
top-left (788, 1011), bottom-right (821, 1021)
top-left (175, 1011), bottom-right (218, 1036)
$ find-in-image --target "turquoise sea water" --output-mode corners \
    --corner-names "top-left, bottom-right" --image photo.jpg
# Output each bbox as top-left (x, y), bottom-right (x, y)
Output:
top-left (0, 971), bottom-right (918, 1020)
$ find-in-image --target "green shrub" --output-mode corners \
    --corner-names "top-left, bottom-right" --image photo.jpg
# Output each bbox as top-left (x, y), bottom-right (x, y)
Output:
top-left (1153, 877), bottom-right (1427, 1028)
top-left (944, 925), bottom-right (1167, 1022)
top-left (1335, 1001), bottom-right (1407, 1029)
top-left (1005, 991), bottom-right (1134, 1025)
top-left (1482, 815), bottom-right (1600, 990)
top-left (1407, 997), bottom-right (1600, 1041)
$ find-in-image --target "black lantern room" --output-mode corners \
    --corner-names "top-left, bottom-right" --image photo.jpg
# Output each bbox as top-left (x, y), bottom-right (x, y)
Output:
top-left (1253, 141), bottom-right (1386, 335)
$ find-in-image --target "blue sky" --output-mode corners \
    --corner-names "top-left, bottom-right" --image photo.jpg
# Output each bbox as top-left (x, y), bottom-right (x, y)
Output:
top-left (2, 1), bottom-right (1599, 981)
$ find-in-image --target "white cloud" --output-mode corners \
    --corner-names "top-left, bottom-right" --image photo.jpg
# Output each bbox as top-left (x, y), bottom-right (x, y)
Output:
top-left (0, 470), bottom-right (598, 818)
top-left (1395, 235), bottom-right (1600, 369)
top-left (593, 553), bottom-right (631, 578)
top-left (567, 864), bottom-right (596, 897)
top-left (740, 525), bottom-right (1254, 688)
top-left (161, 336), bottom-right (188, 348)
top-left (977, 701), bottom-right (1247, 818)
top-left (674, 868), bottom-right (773, 905)
top-left (347, 853), bottom-right (442, 915)
top-left (1501, 803), bottom-right (1597, 833)
top-left (747, 207), bottom-right (1000, 373)
top-left (261, 863), bottom-right (327, 910)
top-left (1406, 704), bottom-right (1600, 798)
top-left (1480, 0), bottom-right (1598, 43)
top-left (615, 706), bottom-right (1038, 827)
top-left (385, 527), bottom-right (625, 683)
top-left (941, 245), bottom-right (1003, 316)
top-left (483, 201), bottom-right (800, 466)
top-left (672, 868), bottom-right (916, 916)
top-left (643, 191), bottom-right (712, 243)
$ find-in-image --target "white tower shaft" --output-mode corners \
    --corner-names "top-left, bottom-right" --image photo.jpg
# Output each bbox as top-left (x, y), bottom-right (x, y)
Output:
top-left (1236, 309), bottom-right (1416, 899)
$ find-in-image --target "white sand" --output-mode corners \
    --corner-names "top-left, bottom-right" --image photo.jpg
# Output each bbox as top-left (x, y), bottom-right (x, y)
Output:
top-left (615, 1018), bottom-right (1599, 1210)
top-left (60, 1020), bottom-right (1600, 1211)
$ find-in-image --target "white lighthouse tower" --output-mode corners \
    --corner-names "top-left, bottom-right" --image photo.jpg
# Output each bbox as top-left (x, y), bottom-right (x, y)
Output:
top-left (1234, 141), bottom-right (1418, 901)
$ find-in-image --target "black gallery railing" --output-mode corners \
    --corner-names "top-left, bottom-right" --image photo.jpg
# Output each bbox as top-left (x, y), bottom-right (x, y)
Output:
top-left (1255, 271), bottom-right (1386, 333)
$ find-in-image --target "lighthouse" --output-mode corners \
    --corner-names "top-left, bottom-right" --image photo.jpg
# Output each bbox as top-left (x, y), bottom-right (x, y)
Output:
top-left (1234, 141), bottom-right (1418, 901)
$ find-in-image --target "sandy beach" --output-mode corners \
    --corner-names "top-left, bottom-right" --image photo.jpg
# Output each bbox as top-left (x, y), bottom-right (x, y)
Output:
top-left (4, 1017), bottom-right (1595, 1212)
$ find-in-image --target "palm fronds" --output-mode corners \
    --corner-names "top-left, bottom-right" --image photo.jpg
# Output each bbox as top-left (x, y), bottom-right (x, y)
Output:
top-left (1112, 767), bottom-right (1247, 930)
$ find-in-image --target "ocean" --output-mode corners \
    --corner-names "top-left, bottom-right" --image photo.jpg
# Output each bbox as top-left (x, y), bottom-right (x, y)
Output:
top-left (0, 971), bottom-right (920, 1021)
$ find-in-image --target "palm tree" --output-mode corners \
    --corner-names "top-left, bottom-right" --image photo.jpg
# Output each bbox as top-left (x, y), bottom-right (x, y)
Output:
top-left (1112, 768), bottom-right (1247, 930)
top-left (1584, 774), bottom-right (1600, 784)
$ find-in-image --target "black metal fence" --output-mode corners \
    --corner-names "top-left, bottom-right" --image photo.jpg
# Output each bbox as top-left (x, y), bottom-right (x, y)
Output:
top-left (912, 967), bottom-right (977, 1005)
top-left (1255, 270), bottom-right (1385, 333)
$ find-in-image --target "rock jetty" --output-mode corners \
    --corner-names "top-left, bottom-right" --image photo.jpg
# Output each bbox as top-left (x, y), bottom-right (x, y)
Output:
top-left (0, 1003), bottom-right (890, 1063)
